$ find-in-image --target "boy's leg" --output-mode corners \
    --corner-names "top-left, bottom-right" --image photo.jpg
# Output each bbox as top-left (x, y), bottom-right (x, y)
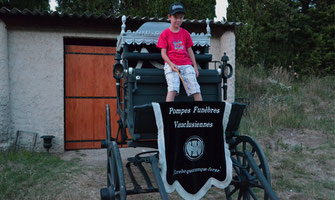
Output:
top-left (164, 63), bottom-right (180, 102)
top-left (166, 91), bottom-right (177, 102)
top-left (180, 65), bottom-right (201, 100)
top-left (193, 92), bottom-right (203, 101)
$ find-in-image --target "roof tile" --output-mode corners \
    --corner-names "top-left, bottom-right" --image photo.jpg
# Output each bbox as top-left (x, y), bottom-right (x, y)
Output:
top-left (0, 7), bottom-right (242, 27)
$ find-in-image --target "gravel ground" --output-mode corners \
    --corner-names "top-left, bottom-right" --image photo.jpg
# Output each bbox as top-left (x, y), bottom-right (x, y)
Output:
top-left (59, 147), bottom-right (171, 200)
top-left (59, 147), bottom-right (228, 200)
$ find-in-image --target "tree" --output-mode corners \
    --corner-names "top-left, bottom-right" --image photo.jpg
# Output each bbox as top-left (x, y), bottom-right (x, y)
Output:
top-left (0, 0), bottom-right (49, 11)
top-left (55, 0), bottom-right (216, 19)
top-left (55, 0), bottom-right (119, 15)
top-left (119, 0), bottom-right (216, 19)
top-left (303, 1), bottom-right (335, 75)
top-left (227, 0), bottom-right (335, 76)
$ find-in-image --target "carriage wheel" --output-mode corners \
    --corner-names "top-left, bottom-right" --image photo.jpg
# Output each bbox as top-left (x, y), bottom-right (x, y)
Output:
top-left (101, 105), bottom-right (112, 148)
top-left (102, 105), bottom-right (126, 199)
top-left (106, 141), bottom-right (127, 200)
top-left (226, 135), bottom-right (271, 200)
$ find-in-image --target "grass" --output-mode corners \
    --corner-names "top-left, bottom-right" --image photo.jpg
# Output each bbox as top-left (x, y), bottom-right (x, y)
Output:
top-left (0, 149), bottom-right (81, 200)
top-left (235, 65), bottom-right (335, 199)
top-left (237, 67), bottom-right (335, 136)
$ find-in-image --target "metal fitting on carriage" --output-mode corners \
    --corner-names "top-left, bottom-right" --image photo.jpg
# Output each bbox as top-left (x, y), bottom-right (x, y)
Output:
top-left (128, 67), bottom-right (134, 75)
top-left (113, 53), bottom-right (125, 80)
top-left (220, 52), bottom-right (233, 79)
top-left (217, 68), bottom-right (222, 75)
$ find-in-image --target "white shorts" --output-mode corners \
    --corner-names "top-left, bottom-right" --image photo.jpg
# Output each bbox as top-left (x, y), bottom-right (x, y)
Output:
top-left (164, 63), bottom-right (201, 96)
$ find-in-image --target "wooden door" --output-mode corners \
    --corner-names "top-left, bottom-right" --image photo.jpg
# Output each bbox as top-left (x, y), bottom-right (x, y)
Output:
top-left (65, 45), bottom-right (118, 149)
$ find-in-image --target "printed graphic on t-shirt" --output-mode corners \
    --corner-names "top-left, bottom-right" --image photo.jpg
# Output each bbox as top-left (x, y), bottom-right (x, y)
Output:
top-left (173, 40), bottom-right (184, 51)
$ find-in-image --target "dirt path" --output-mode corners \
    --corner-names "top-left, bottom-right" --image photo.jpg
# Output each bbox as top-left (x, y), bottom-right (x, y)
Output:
top-left (59, 147), bottom-right (169, 200)
top-left (59, 147), bottom-right (228, 200)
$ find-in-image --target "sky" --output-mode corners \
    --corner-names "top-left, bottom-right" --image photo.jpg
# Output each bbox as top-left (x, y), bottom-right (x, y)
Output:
top-left (49, 0), bottom-right (228, 21)
top-left (215, 0), bottom-right (228, 21)
top-left (49, 0), bottom-right (57, 11)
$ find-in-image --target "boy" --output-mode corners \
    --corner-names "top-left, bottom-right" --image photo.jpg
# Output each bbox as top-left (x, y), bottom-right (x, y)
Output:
top-left (157, 2), bottom-right (203, 102)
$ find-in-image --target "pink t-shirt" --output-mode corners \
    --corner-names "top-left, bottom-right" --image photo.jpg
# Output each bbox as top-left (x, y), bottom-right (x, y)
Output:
top-left (157, 28), bottom-right (193, 66)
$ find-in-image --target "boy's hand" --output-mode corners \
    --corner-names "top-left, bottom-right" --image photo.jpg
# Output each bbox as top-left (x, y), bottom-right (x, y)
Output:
top-left (194, 66), bottom-right (199, 77)
top-left (170, 63), bottom-right (178, 72)
top-left (161, 49), bottom-right (178, 72)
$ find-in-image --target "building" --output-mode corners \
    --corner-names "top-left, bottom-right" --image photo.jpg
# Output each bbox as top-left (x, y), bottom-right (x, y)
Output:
top-left (0, 7), bottom-right (240, 152)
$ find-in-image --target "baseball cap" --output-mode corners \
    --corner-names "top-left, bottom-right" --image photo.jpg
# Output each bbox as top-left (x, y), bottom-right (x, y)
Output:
top-left (169, 2), bottom-right (185, 15)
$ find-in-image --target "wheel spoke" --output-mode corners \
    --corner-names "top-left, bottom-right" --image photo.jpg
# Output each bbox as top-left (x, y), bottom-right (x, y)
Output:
top-left (227, 186), bottom-right (239, 198)
top-left (235, 146), bottom-right (242, 164)
top-left (247, 187), bottom-right (258, 200)
top-left (232, 158), bottom-right (242, 175)
top-left (242, 141), bottom-right (247, 167)
top-left (249, 182), bottom-right (264, 189)
top-left (251, 147), bottom-right (256, 155)
top-left (116, 125), bottom-right (121, 143)
top-left (246, 192), bottom-right (251, 200)
top-left (237, 189), bottom-right (242, 200)
top-left (228, 136), bottom-right (273, 200)
top-left (225, 187), bottom-right (233, 200)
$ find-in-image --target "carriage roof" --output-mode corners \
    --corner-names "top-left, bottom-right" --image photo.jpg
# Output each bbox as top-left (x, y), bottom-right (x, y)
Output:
top-left (116, 16), bottom-right (212, 52)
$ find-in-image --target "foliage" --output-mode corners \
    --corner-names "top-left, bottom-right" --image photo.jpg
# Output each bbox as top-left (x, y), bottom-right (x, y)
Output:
top-left (0, 0), bottom-right (49, 10)
top-left (0, 0), bottom-right (49, 11)
top-left (55, 0), bottom-right (120, 15)
top-left (227, 0), bottom-right (335, 76)
top-left (55, 0), bottom-right (216, 19)
top-left (119, 0), bottom-right (216, 19)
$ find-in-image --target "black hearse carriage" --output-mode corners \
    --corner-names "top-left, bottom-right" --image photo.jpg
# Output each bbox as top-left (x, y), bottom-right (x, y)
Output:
top-left (100, 16), bottom-right (278, 200)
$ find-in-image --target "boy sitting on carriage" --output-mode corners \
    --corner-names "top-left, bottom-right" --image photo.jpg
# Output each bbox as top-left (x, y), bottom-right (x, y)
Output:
top-left (157, 2), bottom-right (203, 102)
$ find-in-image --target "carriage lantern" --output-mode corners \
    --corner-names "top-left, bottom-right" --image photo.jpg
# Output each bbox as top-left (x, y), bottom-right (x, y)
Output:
top-left (113, 53), bottom-right (124, 80)
top-left (220, 52), bottom-right (233, 79)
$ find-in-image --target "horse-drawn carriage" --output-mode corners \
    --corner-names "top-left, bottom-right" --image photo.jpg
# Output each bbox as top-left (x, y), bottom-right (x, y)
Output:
top-left (100, 16), bottom-right (278, 200)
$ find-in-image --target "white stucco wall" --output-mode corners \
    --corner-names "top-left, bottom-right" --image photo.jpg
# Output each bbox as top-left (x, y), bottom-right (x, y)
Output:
top-left (7, 28), bottom-right (118, 152)
top-left (0, 20), bottom-right (10, 149)
top-left (209, 30), bottom-right (235, 102)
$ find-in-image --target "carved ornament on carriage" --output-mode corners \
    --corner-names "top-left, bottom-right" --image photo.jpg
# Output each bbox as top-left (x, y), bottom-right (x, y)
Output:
top-left (116, 15), bottom-right (211, 51)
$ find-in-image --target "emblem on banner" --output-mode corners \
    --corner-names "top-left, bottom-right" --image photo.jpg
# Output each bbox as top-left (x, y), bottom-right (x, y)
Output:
top-left (184, 136), bottom-right (205, 161)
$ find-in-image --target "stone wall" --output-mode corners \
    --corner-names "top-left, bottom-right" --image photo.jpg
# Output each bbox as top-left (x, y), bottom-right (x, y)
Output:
top-left (0, 20), bottom-right (10, 149)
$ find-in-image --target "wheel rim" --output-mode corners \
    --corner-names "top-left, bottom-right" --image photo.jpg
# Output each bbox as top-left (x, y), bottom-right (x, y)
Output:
top-left (227, 135), bottom-right (271, 200)
top-left (107, 141), bottom-right (126, 200)
top-left (106, 104), bottom-right (111, 143)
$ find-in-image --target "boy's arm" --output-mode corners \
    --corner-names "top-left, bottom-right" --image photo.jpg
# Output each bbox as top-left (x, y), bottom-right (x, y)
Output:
top-left (187, 47), bottom-right (199, 77)
top-left (161, 48), bottom-right (178, 72)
